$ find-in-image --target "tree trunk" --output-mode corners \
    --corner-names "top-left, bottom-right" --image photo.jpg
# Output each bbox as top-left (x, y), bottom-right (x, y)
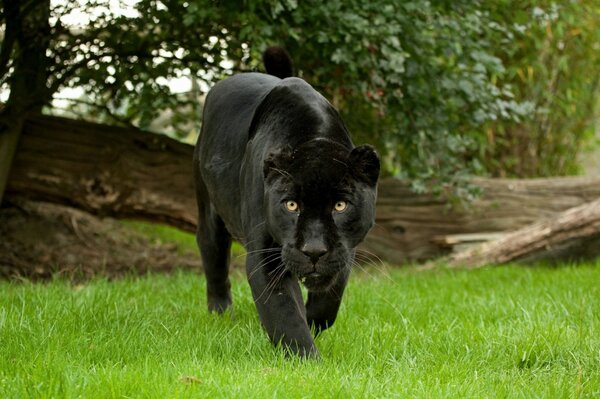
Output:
top-left (0, 118), bottom-right (25, 204)
top-left (443, 199), bottom-right (600, 268)
top-left (6, 115), bottom-right (600, 265)
top-left (0, 0), bottom-right (51, 204)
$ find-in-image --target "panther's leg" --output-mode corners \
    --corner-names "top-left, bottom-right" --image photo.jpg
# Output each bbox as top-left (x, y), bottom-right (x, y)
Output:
top-left (246, 250), bottom-right (318, 358)
top-left (195, 170), bottom-right (232, 314)
top-left (306, 267), bottom-right (350, 335)
top-left (196, 207), bottom-right (232, 314)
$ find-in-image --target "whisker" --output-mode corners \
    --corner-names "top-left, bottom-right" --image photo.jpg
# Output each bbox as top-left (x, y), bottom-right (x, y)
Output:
top-left (353, 253), bottom-right (379, 268)
top-left (355, 248), bottom-right (387, 270)
top-left (268, 263), bottom-right (285, 276)
top-left (245, 248), bottom-right (280, 255)
top-left (263, 265), bottom-right (288, 303)
top-left (329, 284), bottom-right (341, 301)
top-left (255, 262), bottom-right (286, 304)
top-left (354, 250), bottom-right (394, 281)
top-left (271, 167), bottom-right (294, 180)
top-left (247, 253), bottom-right (282, 281)
top-left (236, 247), bottom-right (280, 259)
top-left (332, 157), bottom-right (348, 167)
top-left (353, 257), bottom-right (395, 285)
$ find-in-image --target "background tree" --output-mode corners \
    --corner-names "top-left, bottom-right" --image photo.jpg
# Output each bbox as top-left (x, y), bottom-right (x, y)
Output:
top-left (0, 0), bottom-right (598, 204)
top-left (0, 0), bottom-right (50, 203)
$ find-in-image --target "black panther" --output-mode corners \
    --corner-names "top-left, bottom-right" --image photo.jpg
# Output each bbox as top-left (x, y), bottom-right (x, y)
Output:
top-left (193, 47), bottom-right (380, 357)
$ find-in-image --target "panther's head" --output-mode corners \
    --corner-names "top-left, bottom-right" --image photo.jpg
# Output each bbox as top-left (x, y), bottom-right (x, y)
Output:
top-left (263, 139), bottom-right (380, 291)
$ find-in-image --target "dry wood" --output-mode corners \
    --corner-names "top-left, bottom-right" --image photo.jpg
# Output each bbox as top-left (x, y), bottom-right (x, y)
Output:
top-left (362, 176), bottom-right (600, 263)
top-left (432, 233), bottom-right (507, 247)
top-left (431, 232), bottom-right (507, 254)
top-left (6, 115), bottom-right (600, 265)
top-left (6, 115), bottom-right (197, 232)
top-left (444, 198), bottom-right (600, 268)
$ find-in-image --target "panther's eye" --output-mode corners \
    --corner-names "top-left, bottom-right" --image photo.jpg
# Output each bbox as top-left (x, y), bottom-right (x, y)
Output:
top-left (334, 201), bottom-right (348, 213)
top-left (285, 200), bottom-right (299, 212)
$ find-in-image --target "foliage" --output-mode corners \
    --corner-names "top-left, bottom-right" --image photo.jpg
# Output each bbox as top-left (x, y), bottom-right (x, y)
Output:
top-left (1, 0), bottom-right (598, 192)
top-left (483, 0), bottom-right (600, 177)
top-left (41, 0), bottom-right (233, 134)
top-left (1, 265), bottom-right (599, 397)
top-left (219, 2), bottom-right (503, 193)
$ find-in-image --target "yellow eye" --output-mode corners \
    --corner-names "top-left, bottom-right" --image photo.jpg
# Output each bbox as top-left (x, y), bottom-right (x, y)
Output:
top-left (285, 200), bottom-right (299, 212)
top-left (334, 201), bottom-right (348, 213)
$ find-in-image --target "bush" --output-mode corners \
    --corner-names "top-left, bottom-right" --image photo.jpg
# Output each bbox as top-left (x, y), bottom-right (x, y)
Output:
top-left (236, 1), bottom-right (531, 194)
top-left (236, 1), bottom-right (599, 189)
top-left (483, 0), bottom-right (600, 177)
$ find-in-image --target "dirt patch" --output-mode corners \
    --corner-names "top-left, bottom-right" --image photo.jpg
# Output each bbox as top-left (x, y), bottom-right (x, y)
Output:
top-left (0, 199), bottom-right (201, 280)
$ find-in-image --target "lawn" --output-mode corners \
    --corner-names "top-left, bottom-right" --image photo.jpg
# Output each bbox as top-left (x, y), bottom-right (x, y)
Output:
top-left (1, 263), bottom-right (599, 398)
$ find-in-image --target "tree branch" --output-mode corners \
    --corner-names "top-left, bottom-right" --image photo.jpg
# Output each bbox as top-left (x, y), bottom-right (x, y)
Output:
top-left (442, 198), bottom-right (600, 268)
top-left (51, 97), bottom-right (138, 129)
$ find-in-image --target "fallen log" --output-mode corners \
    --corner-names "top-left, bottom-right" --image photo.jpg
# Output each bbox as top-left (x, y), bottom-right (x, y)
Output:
top-left (6, 115), bottom-right (600, 265)
top-left (443, 198), bottom-right (600, 268)
top-left (362, 176), bottom-right (600, 263)
top-left (6, 115), bottom-right (197, 232)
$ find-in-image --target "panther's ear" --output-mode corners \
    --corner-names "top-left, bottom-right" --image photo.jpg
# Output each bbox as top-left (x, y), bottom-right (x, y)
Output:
top-left (263, 147), bottom-right (293, 181)
top-left (349, 145), bottom-right (380, 187)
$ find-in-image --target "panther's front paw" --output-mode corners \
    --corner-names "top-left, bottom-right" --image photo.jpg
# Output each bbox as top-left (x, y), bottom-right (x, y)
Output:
top-left (207, 293), bottom-right (232, 314)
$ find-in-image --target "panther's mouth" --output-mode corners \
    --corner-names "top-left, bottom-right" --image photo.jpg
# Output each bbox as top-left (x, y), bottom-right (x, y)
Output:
top-left (300, 272), bottom-right (321, 283)
top-left (299, 272), bottom-right (332, 291)
top-left (281, 248), bottom-right (345, 291)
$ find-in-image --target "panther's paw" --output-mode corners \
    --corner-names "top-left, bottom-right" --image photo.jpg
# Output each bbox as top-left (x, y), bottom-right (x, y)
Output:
top-left (207, 293), bottom-right (232, 314)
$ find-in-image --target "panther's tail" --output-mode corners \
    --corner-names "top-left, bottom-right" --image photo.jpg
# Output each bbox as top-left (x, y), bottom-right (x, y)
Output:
top-left (263, 46), bottom-right (293, 79)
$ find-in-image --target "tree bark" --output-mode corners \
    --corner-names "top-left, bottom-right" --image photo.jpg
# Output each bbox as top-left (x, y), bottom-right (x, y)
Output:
top-left (0, 118), bottom-right (25, 204)
top-left (361, 176), bottom-right (600, 263)
top-left (6, 115), bottom-right (197, 232)
top-left (6, 115), bottom-right (600, 265)
top-left (0, 0), bottom-right (51, 204)
top-left (443, 199), bottom-right (600, 268)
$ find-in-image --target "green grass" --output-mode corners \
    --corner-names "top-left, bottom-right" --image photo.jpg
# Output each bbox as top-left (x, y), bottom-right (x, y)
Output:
top-left (1, 264), bottom-right (599, 398)
top-left (122, 220), bottom-right (201, 255)
top-left (122, 220), bottom-right (246, 258)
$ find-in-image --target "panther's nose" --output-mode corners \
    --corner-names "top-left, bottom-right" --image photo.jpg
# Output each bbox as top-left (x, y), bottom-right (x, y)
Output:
top-left (301, 241), bottom-right (327, 264)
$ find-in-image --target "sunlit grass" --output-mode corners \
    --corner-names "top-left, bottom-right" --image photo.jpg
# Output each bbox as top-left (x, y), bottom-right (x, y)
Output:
top-left (1, 262), bottom-right (599, 398)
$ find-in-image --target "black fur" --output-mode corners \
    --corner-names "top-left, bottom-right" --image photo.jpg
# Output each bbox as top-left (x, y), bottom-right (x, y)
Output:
top-left (193, 48), bottom-right (380, 358)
